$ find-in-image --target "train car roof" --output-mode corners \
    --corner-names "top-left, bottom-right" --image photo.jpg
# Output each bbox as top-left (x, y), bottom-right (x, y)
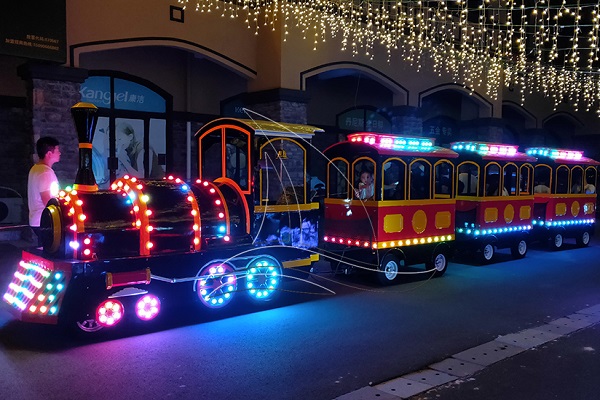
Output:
top-left (324, 132), bottom-right (459, 158)
top-left (450, 141), bottom-right (537, 162)
top-left (196, 117), bottom-right (324, 139)
top-left (525, 147), bottom-right (600, 166)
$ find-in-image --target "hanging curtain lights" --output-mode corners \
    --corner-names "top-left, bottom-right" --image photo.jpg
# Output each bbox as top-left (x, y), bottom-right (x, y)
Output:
top-left (178, 0), bottom-right (600, 116)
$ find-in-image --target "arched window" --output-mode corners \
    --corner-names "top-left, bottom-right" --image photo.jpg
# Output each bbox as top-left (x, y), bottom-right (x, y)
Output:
top-left (260, 138), bottom-right (305, 204)
top-left (328, 159), bottom-right (349, 199)
top-left (484, 163), bottom-right (502, 197)
top-left (585, 167), bottom-right (597, 194)
top-left (409, 159), bottom-right (431, 200)
top-left (533, 165), bottom-right (552, 193)
top-left (457, 161), bottom-right (479, 196)
top-left (571, 166), bottom-right (584, 194)
top-left (519, 164), bottom-right (534, 195)
top-left (434, 160), bottom-right (454, 198)
top-left (382, 158), bottom-right (406, 200)
top-left (352, 158), bottom-right (376, 200)
top-left (503, 163), bottom-right (518, 196)
top-left (555, 165), bottom-right (569, 194)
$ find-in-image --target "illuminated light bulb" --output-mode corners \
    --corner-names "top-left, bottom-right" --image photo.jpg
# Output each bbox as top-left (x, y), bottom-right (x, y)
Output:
top-left (131, 177), bottom-right (137, 182)
top-left (215, 200), bottom-right (221, 205)
top-left (146, 242), bottom-right (154, 249)
top-left (78, 214), bottom-right (86, 221)
top-left (168, 175), bottom-right (174, 180)
top-left (175, 178), bottom-right (181, 183)
top-left (133, 205), bottom-right (140, 212)
top-left (83, 238), bottom-right (91, 245)
top-left (141, 195), bottom-right (149, 203)
top-left (187, 196), bottom-right (193, 202)
top-left (193, 224), bottom-right (199, 231)
top-left (218, 212), bottom-right (225, 218)
top-left (29, 305), bottom-right (37, 313)
top-left (137, 184), bottom-right (143, 190)
top-left (209, 188), bottom-right (216, 193)
top-left (224, 236), bottom-right (230, 242)
top-left (147, 226), bottom-right (154, 232)
top-left (117, 181), bottom-right (123, 187)
top-left (145, 210), bottom-right (153, 216)
top-left (68, 207), bottom-right (75, 215)
top-left (83, 249), bottom-right (91, 256)
top-left (136, 220), bottom-right (142, 227)
top-left (203, 181), bottom-right (209, 187)
top-left (191, 209), bottom-right (198, 216)
top-left (194, 238), bottom-right (200, 245)
top-left (70, 224), bottom-right (77, 231)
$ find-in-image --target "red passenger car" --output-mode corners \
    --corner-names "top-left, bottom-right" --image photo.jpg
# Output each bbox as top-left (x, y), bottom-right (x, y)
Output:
top-left (450, 141), bottom-right (536, 263)
top-left (525, 147), bottom-right (598, 249)
top-left (322, 133), bottom-right (458, 284)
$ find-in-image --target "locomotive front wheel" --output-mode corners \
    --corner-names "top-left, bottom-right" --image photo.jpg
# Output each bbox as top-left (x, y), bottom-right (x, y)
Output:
top-left (511, 239), bottom-right (527, 259)
top-left (576, 231), bottom-right (590, 247)
top-left (76, 318), bottom-right (103, 333)
top-left (480, 243), bottom-right (495, 264)
top-left (550, 233), bottom-right (564, 250)
top-left (376, 253), bottom-right (401, 285)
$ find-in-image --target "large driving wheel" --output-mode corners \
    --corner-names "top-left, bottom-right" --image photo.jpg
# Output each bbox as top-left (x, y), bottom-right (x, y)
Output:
top-left (376, 253), bottom-right (402, 285)
top-left (245, 256), bottom-right (282, 302)
top-left (511, 238), bottom-right (528, 259)
top-left (196, 262), bottom-right (238, 309)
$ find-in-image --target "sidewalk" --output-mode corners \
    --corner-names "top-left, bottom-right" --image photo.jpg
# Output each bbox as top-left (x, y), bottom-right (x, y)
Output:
top-left (336, 305), bottom-right (600, 400)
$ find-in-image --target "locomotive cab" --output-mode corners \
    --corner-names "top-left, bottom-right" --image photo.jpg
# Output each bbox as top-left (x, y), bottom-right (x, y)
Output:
top-left (323, 132), bottom-right (458, 284)
top-left (196, 118), bottom-right (323, 268)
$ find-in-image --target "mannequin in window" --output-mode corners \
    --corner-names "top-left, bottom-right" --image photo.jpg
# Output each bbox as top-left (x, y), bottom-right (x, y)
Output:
top-left (355, 171), bottom-right (374, 200)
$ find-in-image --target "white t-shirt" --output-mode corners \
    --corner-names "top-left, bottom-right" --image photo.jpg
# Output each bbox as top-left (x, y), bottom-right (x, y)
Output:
top-left (28, 163), bottom-right (58, 227)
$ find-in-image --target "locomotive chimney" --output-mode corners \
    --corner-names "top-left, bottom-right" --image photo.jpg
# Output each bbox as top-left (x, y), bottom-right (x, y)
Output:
top-left (71, 102), bottom-right (99, 192)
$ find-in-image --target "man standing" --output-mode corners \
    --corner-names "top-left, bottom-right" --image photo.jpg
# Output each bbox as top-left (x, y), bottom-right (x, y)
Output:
top-left (28, 136), bottom-right (61, 243)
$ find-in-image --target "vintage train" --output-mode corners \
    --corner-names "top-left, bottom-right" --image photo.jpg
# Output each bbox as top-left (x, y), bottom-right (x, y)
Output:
top-left (3, 103), bottom-right (598, 333)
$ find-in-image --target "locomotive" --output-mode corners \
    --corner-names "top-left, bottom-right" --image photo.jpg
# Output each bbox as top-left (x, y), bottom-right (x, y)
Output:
top-left (3, 103), bottom-right (598, 332)
top-left (3, 104), bottom-right (322, 332)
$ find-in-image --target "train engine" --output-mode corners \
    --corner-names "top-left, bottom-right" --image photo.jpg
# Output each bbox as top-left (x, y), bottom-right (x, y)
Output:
top-left (3, 104), bottom-right (318, 333)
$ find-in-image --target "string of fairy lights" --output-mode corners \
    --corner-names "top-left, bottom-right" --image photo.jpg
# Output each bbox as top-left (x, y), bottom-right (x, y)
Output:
top-left (177, 0), bottom-right (600, 115)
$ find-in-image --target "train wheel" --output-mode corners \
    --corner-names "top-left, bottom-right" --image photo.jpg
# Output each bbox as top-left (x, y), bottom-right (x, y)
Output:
top-left (576, 231), bottom-right (590, 247)
top-left (245, 256), bottom-right (282, 302)
top-left (196, 262), bottom-right (238, 309)
top-left (376, 253), bottom-right (401, 285)
top-left (480, 242), bottom-right (495, 264)
top-left (550, 232), bottom-right (564, 250)
top-left (427, 248), bottom-right (448, 277)
top-left (511, 238), bottom-right (528, 259)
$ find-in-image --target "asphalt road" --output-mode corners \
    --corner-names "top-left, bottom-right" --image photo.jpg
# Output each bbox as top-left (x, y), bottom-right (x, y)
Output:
top-left (0, 236), bottom-right (599, 400)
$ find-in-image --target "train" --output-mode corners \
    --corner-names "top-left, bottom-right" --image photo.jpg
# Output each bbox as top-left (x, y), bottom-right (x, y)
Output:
top-left (3, 103), bottom-right (598, 333)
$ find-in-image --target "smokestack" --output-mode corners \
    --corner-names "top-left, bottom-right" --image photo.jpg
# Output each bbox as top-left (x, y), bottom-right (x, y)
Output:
top-left (71, 102), bottom-right (99, 192)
